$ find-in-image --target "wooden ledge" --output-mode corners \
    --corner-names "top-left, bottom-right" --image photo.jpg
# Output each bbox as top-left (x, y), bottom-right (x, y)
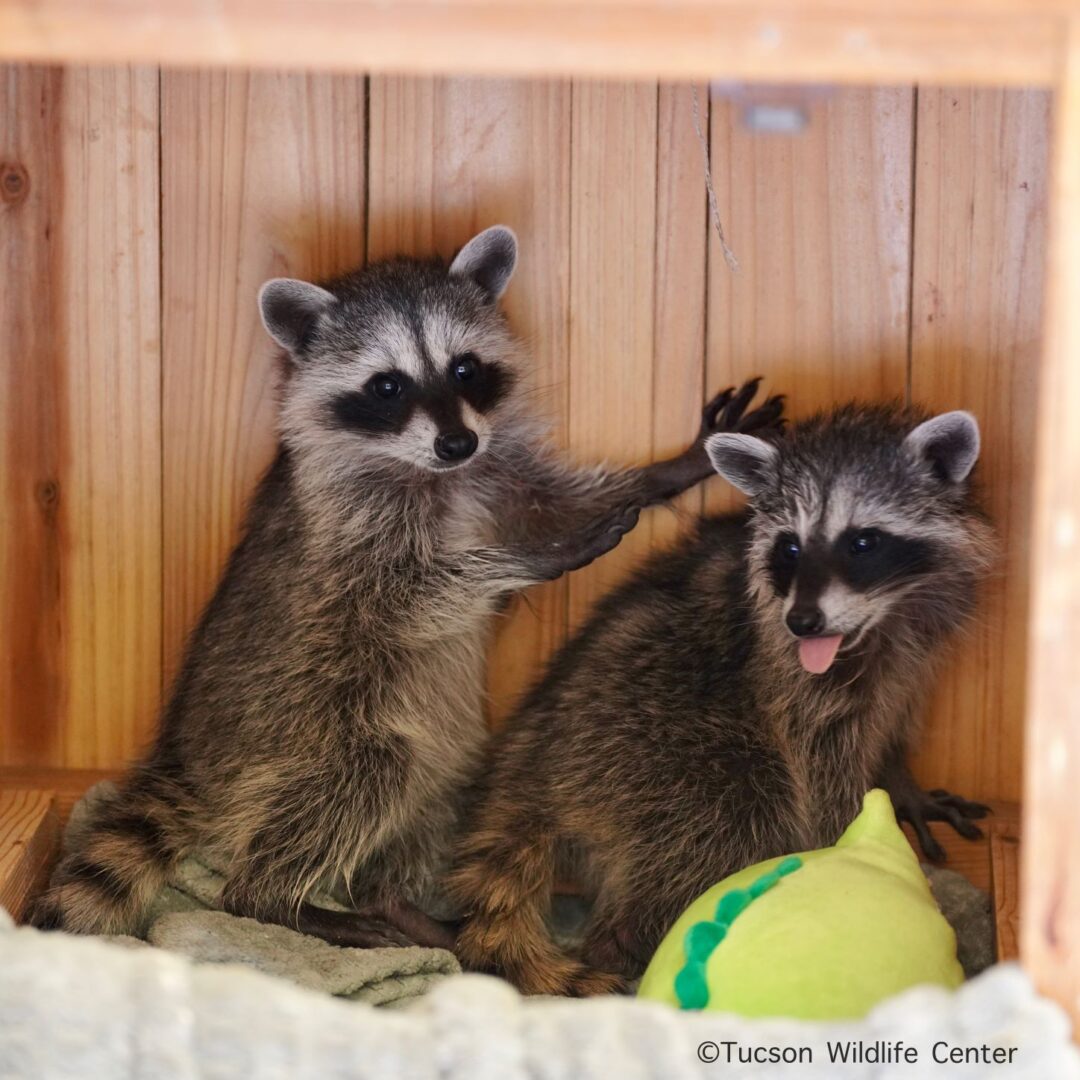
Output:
top-left (0, 790), bottom-right (60, 923)
top-left (0, 1), bottom-right (1067, 86)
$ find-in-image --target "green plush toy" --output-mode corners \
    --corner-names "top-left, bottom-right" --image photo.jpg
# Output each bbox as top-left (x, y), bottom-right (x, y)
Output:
top-left (637, 789), bottom-right (963, 1020)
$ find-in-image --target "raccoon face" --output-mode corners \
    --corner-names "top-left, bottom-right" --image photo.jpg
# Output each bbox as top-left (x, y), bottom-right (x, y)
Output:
top-left (706, 407), bottom-right (985, 675)
top-left (259, 226), bottom-right (523, 473)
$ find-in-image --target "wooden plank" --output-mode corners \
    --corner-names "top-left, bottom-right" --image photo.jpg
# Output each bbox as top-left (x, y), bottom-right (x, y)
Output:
top-left (0, 790), bottom-right (59, 922)
top-left (0, 2), bottom-right (1060, 87)
top-left (990, 818), bottom-right (1021, 962)
top-left (649, 83), bottom-right (709, 551)
top-left (160, 70), bottom-right (366, 687)
top-left (908, 89), bottom-right (1050, 805)
top-left (1022, 16), bottom-right (1080, 1032)
top-left (704, 86), bottom-right (914, 516)
top-left (367, 76), bottom-right (572, 725)
top-left (0, 65), bottom-right (161, 769)
top-left (566, 80), bottom-right (658, 629)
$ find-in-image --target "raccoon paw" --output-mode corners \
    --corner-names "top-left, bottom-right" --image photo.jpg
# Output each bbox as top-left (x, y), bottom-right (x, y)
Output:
top-left (564, 966), bottom-right (630, 998)
top-left (699, 377), bottom-right (785, 442)
top-left (533, 505), bottom-right (641, 580)
top-left (896, 787), bottom-right (991, 861)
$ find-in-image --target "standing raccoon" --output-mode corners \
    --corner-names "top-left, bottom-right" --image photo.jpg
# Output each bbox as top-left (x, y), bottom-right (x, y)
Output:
top-left (32, 226), bottom-right (783, 948)
top-left (449, 403), bottom-right (996, 994)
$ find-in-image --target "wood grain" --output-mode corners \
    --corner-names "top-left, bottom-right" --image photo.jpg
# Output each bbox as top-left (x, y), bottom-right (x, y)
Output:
top-left (566, 80), bottom-right (658, 629)
top-left (990, 818), bottom-right (1021, 962)
top-left (0, 2), bottom-right (1060, 87)
top-left (0, 767), bottom-right (116, 826)
top-left (367, 76), bottom-right (573, 724)
top-left (0, 789), bottom-right (59, 922)
top-left (160, 70), bottom-right (366, 687)
top-left (908, 89), bottom-right (1050, 805)
top-left (705, 86), bottom-right (914, 516)
top-left (1022, 16), bottom-right (1080, 1031)
top-left (0, 65), bottom-right (161, 769)
top-left (648, 83), bottom-right (709, 551)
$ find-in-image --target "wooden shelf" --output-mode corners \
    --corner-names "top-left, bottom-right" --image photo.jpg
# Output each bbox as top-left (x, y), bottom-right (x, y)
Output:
top-left (0, 0), bottom-right (1069, 86)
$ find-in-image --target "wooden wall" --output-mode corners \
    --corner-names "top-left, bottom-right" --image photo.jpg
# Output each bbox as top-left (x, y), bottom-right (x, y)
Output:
top-left (0, 67), bottom-right (1048, 804)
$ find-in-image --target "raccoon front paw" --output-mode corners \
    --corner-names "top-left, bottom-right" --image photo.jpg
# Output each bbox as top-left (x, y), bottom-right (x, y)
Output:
top-left (895, 787), bottom-right (991, 862)
top-left (699, 377), bottom-right (785, 440)
top-left (565, 966), bottom-right (630, 998)
top-left (533, 505), bottom-right (641, 580)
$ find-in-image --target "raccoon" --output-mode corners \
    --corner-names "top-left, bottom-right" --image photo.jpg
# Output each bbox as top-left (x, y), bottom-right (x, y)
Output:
top-left (31, 226), bottom-right (783, 949)
top-left (449, 402), bottom-right (996, 995)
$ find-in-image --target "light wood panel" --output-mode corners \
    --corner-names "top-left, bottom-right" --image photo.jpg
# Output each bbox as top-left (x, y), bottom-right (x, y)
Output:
top-left (705, 86), bottom-right (914, 515)
top-left (649, 83), bottom-right (710, 550)
top-left (160, 70), bottom-right (366, 686)
top-left (567, 80), bottom-right (713, 628)
top-left (991, 817), bottom-right (1021, 962)
top-left (1022, 17), bottom-right (1080, 1030)
top-left (566, 81), bottom-right (659, 628)
top-left (367, 76), bottom-right (573, 724)
top-left (0, 789), bottom-right (59, 922)
top-left (909, 89), bottom-right (1050, 804)
top-left (0, 2), bottom-right (1061, 88)
top-left (0, 65), bottom-right (161, 768)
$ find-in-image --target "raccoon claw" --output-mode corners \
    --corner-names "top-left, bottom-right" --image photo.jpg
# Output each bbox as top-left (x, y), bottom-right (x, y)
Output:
top-left (895, 787), bottom-right (991, 862)
top-left (700, 385), bottom-right (737, 435)
top-left (699, 378), bottom-right (785, 440)
top-left (737, 394), bottom-right (786, 437)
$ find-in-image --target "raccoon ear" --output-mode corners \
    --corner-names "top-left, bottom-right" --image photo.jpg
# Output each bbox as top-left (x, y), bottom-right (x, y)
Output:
top-left (705, 433), bottom-right (779, 496)
top-left (258, 278), bottom-right (336, 353)
top-left (904, 410), bottom-right (981, 483)
top-left (449, 226), bottom-right (518, 302)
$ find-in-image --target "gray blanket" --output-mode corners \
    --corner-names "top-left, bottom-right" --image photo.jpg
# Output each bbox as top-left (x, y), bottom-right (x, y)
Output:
top-left (62, 783), bottom-right (459, 1007)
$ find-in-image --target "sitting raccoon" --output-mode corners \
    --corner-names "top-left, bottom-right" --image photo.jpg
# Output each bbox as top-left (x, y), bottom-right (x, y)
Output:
top-left (449, 402), bottom-right (995, 995)
top-left (32, 226), bottom-right (783, 950)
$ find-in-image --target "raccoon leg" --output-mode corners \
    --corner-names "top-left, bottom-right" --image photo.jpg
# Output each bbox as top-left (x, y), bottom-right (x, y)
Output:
top-left (878, 749), bottom-right (989, 861)
top-left (220, 856), bottom-right (418, 949)
top-left (448, 819), bottom-right (612, 995)
top-left (472, 504), bottom-right (643, 588)
top-left (30, 770), bottom-right (195, 935)
top-left (633, 378), bottom-right (786, 505)
top-left (289, 903), bottom-right (416, 949)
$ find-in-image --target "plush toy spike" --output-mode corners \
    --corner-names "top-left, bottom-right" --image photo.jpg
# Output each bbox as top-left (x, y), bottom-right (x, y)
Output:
top-left (638, 789), bottom-right (964, 1020)
top-left (674, 856), bottom-right (803, 1010)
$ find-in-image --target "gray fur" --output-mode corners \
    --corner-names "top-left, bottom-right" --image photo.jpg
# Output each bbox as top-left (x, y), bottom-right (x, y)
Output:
top-left (258, 279), bottom-right (336, 353)
top-left (448, 225), bottom-right (518, 301)
top-left (450, 402), bottom-right (996, 996)
top-left (705, 431), bottom-right (779, 495)
top-left (31, 228), bottom-right (783, 949)
top-left (904, 410), bottom-right (981, 483)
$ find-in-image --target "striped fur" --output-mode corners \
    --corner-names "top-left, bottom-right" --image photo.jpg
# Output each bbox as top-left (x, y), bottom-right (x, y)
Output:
top-left (30, 228), bottom-right (783, 945)
top-left (449, 402), bottom-right (996, 995)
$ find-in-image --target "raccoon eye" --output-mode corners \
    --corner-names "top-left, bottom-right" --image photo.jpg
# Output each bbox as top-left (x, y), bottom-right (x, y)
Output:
top-left (781, 536), bottom-right (801, 561)
top-left (369, 374), bottom-right (402, 400)
top-left (451, 353), bottom-right (480, 382)
top-left (850, 529), bottom-right (880, 555)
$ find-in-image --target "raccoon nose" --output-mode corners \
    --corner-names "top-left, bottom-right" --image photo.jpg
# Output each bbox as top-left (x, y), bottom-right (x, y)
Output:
top-left (786, 605), bottom-right (825, 637)
top-left (434, 430), bottom-right (478, 462)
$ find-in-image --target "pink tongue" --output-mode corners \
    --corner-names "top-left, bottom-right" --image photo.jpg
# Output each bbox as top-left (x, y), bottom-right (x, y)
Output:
top-left (798, 634), bottom-right (844, 675)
